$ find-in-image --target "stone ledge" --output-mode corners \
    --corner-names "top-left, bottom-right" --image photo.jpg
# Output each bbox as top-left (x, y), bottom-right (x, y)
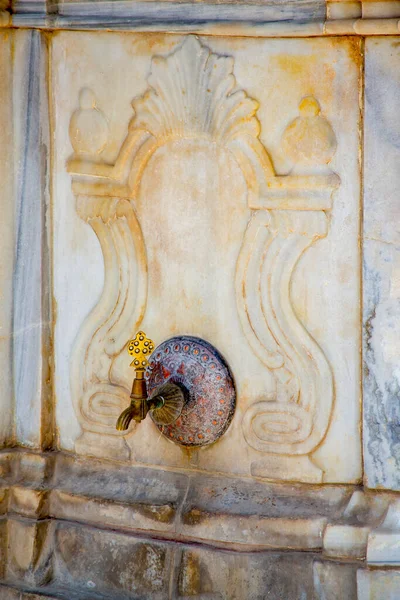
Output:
top-left (1, 450), bottom-right (400, 597)
top-left (1, 1), bottom-right (400, 34)
top-left (0, 448), bottom-right (400, 562)
top-left (0, 449), bottom-right (350, 552)
top-left (1, 521), bottom-right (399, 599)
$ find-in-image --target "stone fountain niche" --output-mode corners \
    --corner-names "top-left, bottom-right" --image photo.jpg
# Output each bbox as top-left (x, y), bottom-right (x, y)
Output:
top-left (3, 17), bottom-right (400, 599)
top-left (60, 35), bottom-right (361, 484)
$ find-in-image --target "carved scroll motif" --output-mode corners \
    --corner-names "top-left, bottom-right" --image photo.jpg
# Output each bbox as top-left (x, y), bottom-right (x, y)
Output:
top-left (70, 196), bottom-right (147, 459)
top-left (238, 97), bottom-right (340, 482)
top-left (67, 36), bottom-right (339, 478)
top-left (238, 212), bottom-right (333, 455)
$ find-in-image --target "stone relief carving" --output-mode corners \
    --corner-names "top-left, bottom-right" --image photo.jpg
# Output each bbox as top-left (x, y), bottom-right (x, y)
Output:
top-left (70, 195), bottom-right (147, 460)
top-left (67, 35), bottom-right (340, 481)
top-left (238, 98), bottom-right (339, 482)
top-left (69, 88), bottom-right (108, 156)
top-left (281, 96), bottom-right (337, 174)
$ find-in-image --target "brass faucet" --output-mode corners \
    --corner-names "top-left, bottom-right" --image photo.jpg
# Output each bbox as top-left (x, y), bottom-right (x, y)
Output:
top-left (116, 331), bottom-right (185, 431)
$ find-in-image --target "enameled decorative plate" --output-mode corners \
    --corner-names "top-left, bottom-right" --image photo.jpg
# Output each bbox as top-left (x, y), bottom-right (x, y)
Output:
top-left (146, 336), bottom-right (236, 447)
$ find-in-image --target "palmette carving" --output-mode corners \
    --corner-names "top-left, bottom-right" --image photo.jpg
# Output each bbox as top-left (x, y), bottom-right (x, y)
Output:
top-left (68, 36), bottom-right (274, 203)
top-left (133, 36), bottom-right (258, 144)
top-left (67, 36), bottom-right (340, 480)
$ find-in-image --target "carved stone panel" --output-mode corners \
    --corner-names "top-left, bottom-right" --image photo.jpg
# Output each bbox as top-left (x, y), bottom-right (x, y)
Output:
top-left (52, 32), bottom-right (362, 483)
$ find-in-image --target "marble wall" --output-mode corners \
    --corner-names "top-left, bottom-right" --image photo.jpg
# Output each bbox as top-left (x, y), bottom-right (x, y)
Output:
top-left (363, 37), bottom-right (400, 491)
top-left (2, 28), bottom-right (399, 489)
top-left (1, 10), bottom-right (400, 599)
top-left (0, 30), bottom-right (53, 451)
top-left (0, 31), bottom-right (14, 445)
top-left (12, 30), bottom-right (52, 449)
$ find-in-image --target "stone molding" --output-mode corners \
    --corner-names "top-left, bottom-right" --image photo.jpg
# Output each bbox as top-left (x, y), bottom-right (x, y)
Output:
top-left (1, 448), bottom-right (400, 598)
top-left (0, 449), bottom-right (400, 562)
top-left (3, 0), bottom-right (400, 35)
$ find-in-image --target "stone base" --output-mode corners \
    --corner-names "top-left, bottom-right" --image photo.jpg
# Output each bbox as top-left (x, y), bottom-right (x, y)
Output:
top-left (1, 448), bottom-right (400, 599)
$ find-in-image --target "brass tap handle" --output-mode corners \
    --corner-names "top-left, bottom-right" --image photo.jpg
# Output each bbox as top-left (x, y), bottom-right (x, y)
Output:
top-left (127, 331), bottom-right (155, 370)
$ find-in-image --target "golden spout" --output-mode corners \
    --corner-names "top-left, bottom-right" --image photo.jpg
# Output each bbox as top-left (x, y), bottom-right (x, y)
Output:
top-left (116, 406), bottom-right (137, 431)
top-left (116, 331), bottom-right (184, 432)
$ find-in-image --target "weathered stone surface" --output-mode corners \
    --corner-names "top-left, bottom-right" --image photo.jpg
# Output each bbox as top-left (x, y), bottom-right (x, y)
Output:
top-left (0, 450), bottom-right (356, 551)
top-left (8, 486), bottom-right (48, 518)
top-left (3, 451), bottom-right (400, 597)
top-left (175, 547), bottom-right (320, 599)
top-left (182, 473), bottom-right (350, 520)
top-left (52, 452), bottom-right (188, 507)
top-left (0, 588), bottom-right (22, 600)
top-left (357, 569), bottom-right (400, 599)
top-left (0, 30), bottom-right (14, 447)
top-left (49, 489), bottom-right (177, 536)
top-left (7, 518), bottom-right (53, 587)
top-left (54, 522), bottom-right (172, 598)
top-left (0, 547), bottom-right (362, 600)
top-left (34, 519), bottom-right (363, 599)
top-left (49, 452), bottom-right (187, 534)
top-left (5, 448), bottom-right (400, 566)
top-left (322, 489), bottom-right (391, 560)
top-left (363, 37), bottom-right (400, 491)
top-left (12, 29), bottom-right (52, 450)
top-left (180, 473), bottom-right (350, 549)
top-left (313, 561), bottom-right (358, 599)
top-left (0, 585), bottom-right (99, 599)
top-left (0, 519), bottom-right (7, 580)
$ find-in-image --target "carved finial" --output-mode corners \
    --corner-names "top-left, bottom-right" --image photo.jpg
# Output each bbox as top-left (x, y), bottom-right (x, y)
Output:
top-left (281, 96), bottom-right (337, 174)
top-left (69, 88), bottom-right (108, 156)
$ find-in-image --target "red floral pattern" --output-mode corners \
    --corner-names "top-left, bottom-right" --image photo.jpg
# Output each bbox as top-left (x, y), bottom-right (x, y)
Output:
top-left (146, 336), bottom-right (236, 447)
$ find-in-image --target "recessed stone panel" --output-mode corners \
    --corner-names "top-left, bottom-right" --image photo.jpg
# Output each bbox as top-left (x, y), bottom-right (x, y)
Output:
top-left (52, 32), bottom-right (362, 484)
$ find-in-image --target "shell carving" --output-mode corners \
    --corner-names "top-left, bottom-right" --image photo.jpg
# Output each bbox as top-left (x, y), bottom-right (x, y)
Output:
top-left (131, 36), bottom-right (261, 145)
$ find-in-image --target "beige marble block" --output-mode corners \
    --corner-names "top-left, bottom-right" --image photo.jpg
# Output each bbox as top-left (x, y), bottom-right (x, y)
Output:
top-left (52, 32), bottom-right (362, 484)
